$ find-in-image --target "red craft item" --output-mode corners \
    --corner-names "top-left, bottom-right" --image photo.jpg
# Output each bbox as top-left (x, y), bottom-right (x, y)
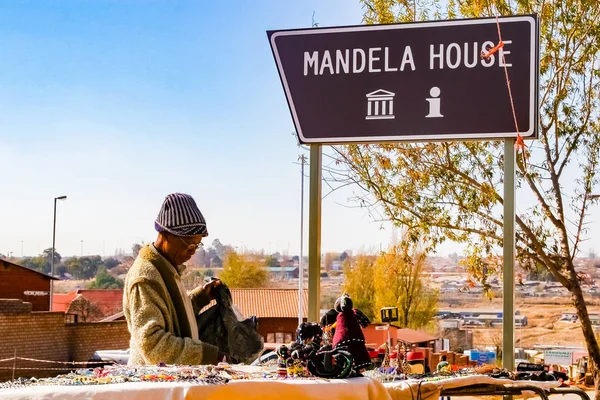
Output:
top-left (406, 351), bottom-right (425, 361)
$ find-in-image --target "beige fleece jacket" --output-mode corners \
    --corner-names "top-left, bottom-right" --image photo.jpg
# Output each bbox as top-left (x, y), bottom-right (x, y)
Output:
top-left (123, 245), bottom-right (219, 366)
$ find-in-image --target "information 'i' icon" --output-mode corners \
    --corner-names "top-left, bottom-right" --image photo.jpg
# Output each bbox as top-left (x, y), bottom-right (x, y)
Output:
top-left (425, 87), bottom-right (443, 118)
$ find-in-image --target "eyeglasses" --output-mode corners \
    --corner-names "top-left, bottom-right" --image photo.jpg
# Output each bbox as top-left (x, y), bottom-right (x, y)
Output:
top-left (176, 236), bottom-right (204, 250)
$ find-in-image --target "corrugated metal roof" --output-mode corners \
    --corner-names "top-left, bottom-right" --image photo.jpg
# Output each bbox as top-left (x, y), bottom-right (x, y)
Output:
top-left (203, 288), bottom-right (308, 318)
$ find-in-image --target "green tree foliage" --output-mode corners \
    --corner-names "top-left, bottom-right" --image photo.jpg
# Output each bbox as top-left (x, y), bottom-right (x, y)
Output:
top-left (102, 257), bottom-right (120, 269)
top-left (265, 255), bottom-right (280, 269)
top-left (342, 256), bottom-right (377, 320)
top-left (334, 0), bottom-right (600, 388)
top-left (20, 248), bottom-right (64, 274)
top-left (20, 256), bottom-right (51, 274)
top-left (88, 267), bottom-right (124, 289)
top-left (43, 248), bottom-right (61, 266)
top-left (219, 251), bottom-right (269, 288)
top-left (66, 256), bottom-right (104, 280)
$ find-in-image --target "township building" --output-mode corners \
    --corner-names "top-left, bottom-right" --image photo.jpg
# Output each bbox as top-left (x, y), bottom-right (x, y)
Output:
top-left (0, 258), bottom-right (58, 311)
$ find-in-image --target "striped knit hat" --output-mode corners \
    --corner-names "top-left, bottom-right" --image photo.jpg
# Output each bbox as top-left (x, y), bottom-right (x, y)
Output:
top-left (154, 193), bottom-right (208, 237)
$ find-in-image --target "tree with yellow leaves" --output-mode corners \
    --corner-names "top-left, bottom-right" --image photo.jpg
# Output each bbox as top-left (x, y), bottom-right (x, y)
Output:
top-left (372, 242), bottom-right (438, 329)
top-left (343, 255), bottom-right (377, 320)
top-left (343, 242), bottom-right (437, 328)
top-left (218, 250), bottom-right (269, 288)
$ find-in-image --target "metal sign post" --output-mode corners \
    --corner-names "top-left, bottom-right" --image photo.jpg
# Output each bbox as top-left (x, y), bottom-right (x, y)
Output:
top-left (308, 145), bottom-right (322, 322)
top-left (503, 138), bottom-right (516, 371)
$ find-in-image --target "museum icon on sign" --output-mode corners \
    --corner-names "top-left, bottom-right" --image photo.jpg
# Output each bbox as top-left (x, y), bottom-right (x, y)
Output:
top-left (366, 89), bottom-right (395, 120)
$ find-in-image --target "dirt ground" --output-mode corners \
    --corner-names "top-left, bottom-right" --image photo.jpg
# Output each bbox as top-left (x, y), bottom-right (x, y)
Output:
top-left (439, 297), bottom-right (600, 349)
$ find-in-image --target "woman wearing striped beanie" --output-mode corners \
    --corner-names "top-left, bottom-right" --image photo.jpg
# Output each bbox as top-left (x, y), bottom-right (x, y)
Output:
top-left (123, 193), bottom-right (228, 366)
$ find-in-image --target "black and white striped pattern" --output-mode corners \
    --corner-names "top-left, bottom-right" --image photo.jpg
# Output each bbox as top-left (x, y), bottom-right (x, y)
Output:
top-left (155, 193), bottom-right (208, 237)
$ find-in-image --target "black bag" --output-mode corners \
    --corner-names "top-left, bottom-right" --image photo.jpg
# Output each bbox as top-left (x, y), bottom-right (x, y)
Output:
top-left (196, 281), bottom-right (264, 364)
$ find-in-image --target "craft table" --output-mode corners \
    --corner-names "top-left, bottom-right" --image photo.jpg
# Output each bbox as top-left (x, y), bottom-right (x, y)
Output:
top-left (384, 375), bottom-right (591, 400)
top-left (0, 374), bottom-right (591, 400)
top-left (1, 376), bottom-right (389, 400)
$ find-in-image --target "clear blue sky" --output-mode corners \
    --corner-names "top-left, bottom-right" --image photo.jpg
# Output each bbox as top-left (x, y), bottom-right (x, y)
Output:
top-left (0, 0), bottom-right (397, 258)
top-left (0, 1), bottom-right (598, 259)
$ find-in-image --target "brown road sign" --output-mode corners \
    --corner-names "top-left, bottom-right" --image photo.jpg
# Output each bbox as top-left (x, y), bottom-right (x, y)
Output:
top-left (268, 15), bottom-right (539, 144)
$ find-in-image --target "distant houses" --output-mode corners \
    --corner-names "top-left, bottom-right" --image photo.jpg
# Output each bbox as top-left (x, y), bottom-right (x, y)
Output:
top-left (267, 266), bottom-right (299, 279)
top-left (437, 309), bottom-right (528, 328)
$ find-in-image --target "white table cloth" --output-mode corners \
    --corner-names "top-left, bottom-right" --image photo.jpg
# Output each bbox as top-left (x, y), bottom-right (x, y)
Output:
top-left (0, 377), bottom-right (391, 400)
top-left (0, 373), bottom-right (564, 400)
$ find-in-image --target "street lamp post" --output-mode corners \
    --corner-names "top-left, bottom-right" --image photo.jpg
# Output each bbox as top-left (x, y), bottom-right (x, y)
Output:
top-left (50, 195), bottom-right (67, 312)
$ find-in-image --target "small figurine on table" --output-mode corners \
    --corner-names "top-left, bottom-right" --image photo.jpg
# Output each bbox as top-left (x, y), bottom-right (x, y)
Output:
top-left (276, 322), bottom-right (324, 378)
top-left (276, 344), bottom-right (291, 377)
top-left (331, 294), bottom-right (372, 376)
top-left (290, 322), bottom-right (323, 376)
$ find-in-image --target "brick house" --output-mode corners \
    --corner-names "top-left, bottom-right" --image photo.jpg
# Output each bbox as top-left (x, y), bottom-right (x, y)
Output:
top-left (0, 258), bottom-right (58, 311)
top-left (53, 289), bottom-right (124, 322)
